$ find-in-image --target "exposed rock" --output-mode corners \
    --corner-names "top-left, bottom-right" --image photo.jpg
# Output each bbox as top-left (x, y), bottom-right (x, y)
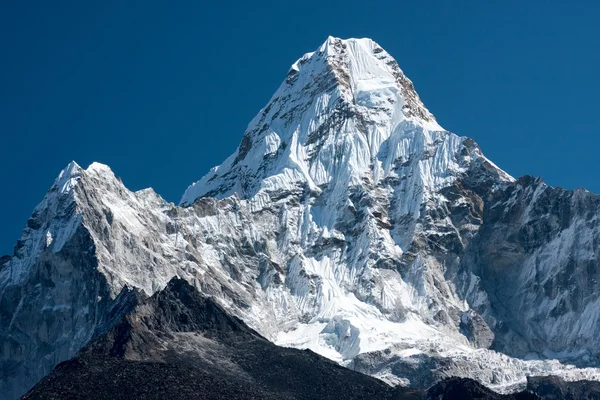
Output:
top-left (23, 278), bottom-right (424, 400)
top-left (526, 375), bottom-right (600, 400)
top-left (425, 377), bottom-right (539, 400)
top-left (460, 309), bottom-right (494, 349)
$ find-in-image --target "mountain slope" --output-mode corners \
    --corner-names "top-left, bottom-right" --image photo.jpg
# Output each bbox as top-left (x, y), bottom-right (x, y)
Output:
top-left (2, 37), bottom-right (600, 399)
top-left (526, 375), bottom-right (600, 399)
top-left (22, 278), bottom-right (423, 400)
top-left (425, 377), bottom-right (538, 400)
top-left (24, 279), bottom-right (597, 399)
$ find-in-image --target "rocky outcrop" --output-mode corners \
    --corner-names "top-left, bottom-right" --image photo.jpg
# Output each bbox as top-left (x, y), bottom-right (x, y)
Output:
top-left (460, 309), bottom-right (494, 349)
top-left (459, 177), bottom-right (600, 362)
top-left (425, 376), bottom-right (600, 400)
top-left (526, 375), bottom-right (600, 400)
top-left (425, 377), bottom-right (539, 400)
top-left (23, 278), bottom-right (424, 400)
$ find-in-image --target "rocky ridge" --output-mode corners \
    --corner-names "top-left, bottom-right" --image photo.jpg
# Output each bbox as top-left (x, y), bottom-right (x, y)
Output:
top-left (23, 278), bottom-right (423, 400)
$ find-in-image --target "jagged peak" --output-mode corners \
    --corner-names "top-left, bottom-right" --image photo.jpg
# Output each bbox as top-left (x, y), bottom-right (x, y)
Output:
top-left (318, 36), bottom-right (380, 57)
top-left (45, 161), bottom-right (165, 217)
top-left (52, 161), bottom-right (83, 194)
top-left (50, 161), bottom-right (120, 196)
top-left (284, 36), bottom-right (439, 128)
top-left (291, 36), bottom-right (378, 68)
top-left (181, 37), bottom-right (446, 205)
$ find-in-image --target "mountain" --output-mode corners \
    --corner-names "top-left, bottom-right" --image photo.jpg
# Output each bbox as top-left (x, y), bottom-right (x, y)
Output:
top-left (525, 375), bottom-right (600, 399)
top-left (22, 277), bottom-right (423, 400)
top-left (426, 376), bottom-right (600, 400)
top-left (20, 279), bottom-right (593, 400)
top-left (425, 377), bottom-right (538, 400)
top-left (2, 36), bottom-right (600, 399)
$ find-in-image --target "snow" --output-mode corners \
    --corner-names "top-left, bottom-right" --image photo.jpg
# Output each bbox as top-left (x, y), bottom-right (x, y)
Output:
top-left (53, 161), bottom-right (82, 194)
top-left (3, 37), bottom-right (600, 399)
top-left (175, 37), bottom-right (600, 391)
top-left (180, 37), bottom-right (454, 206)
top-left (45, 231), bottom-right (53, 248)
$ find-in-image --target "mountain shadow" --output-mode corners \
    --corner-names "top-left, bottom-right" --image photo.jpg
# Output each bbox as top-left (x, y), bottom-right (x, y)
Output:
top-left (22, 278), bottom-right (424, 400)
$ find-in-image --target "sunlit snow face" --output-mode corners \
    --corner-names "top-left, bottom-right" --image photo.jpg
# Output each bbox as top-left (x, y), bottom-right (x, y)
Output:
top-left (354, 84), bottom-right (400, 109)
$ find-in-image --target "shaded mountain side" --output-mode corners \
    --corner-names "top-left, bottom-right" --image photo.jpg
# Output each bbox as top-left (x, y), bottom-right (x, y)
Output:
top-left (23, 278), bottom-right (423, 400)
top-left (425, 378), bottom-right (539, 400)
top-left (526, 375), bottom-right (600, 400)
top-left (20, 278), bottom-right (600, 399)
top-left (425, 376), bottom-right (600, 400)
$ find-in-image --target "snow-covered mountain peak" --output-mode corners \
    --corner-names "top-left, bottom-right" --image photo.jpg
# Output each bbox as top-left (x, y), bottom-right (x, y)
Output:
top-left (287, 36), bottom-right (440, 128)
top-left (314, 36), bottom-right (438, 124)
top-left (6, 161), bottom-right (129, 268)
top-left (7, 37), bottom-right (600, 400)
top-left (50, 161), bottom-right (118, 195)
top-left (176, 39), bottom-right (520, 374)
top-left (52, 161), bottom-right (83, 194)
top-left (86, 161), bottom-right (114, 174)
top-left (181, 37), bottom-right (453, 205)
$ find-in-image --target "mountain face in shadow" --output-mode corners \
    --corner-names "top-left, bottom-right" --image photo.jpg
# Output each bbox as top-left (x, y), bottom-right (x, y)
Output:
top-left (23, 278), bottom-right (423, 400)
top-left (526, 375), bottom-right (600, 400)
top-left (21, 279), bottom-right (600, 399)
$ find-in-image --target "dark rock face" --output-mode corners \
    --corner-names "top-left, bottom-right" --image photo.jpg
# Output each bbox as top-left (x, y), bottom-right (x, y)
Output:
top-left (460, 178), bottom-right (600, 361)
top-left (23, 278), bottom-right (424, 400)
top-left (460, 310), bottom-right (494, 349)
top-left (0, 221), bottom-right (117, 400)
top-left (425, 377), bottom-right (539, 400)
top-left (526, 375), bottom-right (600, 400)
top-left (424, 376), bottom-right (600, 400)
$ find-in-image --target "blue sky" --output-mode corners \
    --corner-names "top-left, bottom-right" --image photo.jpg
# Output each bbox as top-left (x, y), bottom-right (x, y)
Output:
top-left (1, 0), bottom-right (598, 254)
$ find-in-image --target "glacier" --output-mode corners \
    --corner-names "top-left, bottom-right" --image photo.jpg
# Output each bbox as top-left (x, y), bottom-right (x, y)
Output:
top-left (2, 36), bottom-right (600, 399)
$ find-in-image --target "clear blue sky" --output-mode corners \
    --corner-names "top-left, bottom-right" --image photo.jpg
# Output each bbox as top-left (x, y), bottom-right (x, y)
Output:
top-left (1, 1), bottom-right (598, 255)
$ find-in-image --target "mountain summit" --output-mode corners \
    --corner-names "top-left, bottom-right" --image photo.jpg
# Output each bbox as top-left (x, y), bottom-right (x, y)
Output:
top-left (182, 37), bottom-right (449, 204)
top-left (2, 37), bottom-right (600, 399)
